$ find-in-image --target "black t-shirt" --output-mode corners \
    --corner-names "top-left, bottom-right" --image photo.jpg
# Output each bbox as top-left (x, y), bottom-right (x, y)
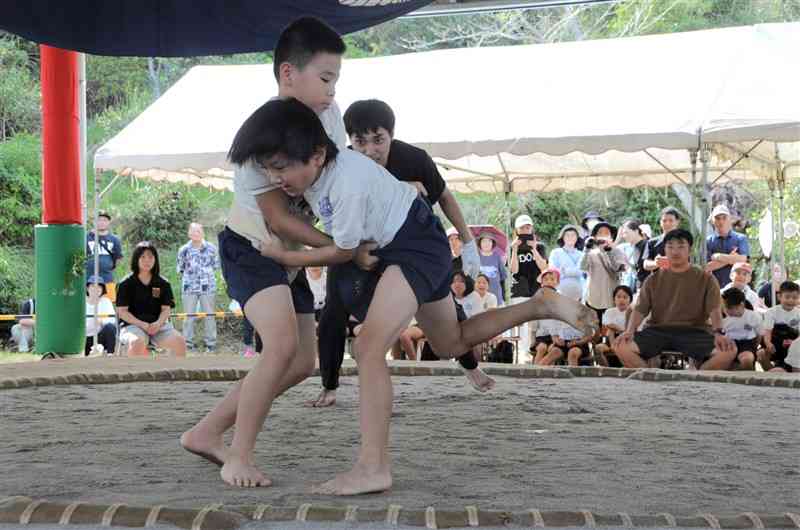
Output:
top-left (116, 274), bottom-right (175, 325)
top-left (385, 139), bottom-right (446, 206)
top-left (510, 241), bottom-right (547, 298)
top-left (639, 234), bottom-right (666, 285)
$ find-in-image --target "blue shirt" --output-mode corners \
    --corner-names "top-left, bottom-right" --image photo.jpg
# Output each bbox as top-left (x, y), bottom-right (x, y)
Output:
top-left (706, 230), bottom-right (749, 288)
top-left (177, 241), bottom-right (220, 294)
top-left (479, 252), bottom-right (507, 304)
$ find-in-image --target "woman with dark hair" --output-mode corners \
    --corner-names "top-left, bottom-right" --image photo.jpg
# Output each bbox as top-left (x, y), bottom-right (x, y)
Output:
top-left (619, 220), bottom-right (648, 292)
top-left (85, 276), bottom-right (117, 356)
top-left (116, 241), bottom-right (186, 357)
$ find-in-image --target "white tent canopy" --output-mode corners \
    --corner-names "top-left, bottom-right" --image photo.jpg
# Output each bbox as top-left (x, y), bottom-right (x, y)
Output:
top-left (94, 22), bottom-right (800, 193)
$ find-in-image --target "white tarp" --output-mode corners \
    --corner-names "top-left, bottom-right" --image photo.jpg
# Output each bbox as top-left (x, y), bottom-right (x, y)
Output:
top-left (94, 22), bottom-right (800, 193)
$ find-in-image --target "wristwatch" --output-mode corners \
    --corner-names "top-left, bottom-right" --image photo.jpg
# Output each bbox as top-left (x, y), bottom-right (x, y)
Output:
top-left (713, 328), bottom-right (726, 335)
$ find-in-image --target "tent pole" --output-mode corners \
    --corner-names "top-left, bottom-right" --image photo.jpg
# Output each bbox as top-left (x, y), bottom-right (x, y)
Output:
top-left (689, 149), bottom-right (698, 239)
top-left (699, 145), bottom-right (710, 264)
top-left (768, 178), bottom-right (777, 307)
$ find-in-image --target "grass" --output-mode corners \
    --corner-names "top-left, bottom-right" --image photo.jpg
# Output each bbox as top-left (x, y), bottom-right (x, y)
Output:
top-left (0, 351), bottom-right (41, 364)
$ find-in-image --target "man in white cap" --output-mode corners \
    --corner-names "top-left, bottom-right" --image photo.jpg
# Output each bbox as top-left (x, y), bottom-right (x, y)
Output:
top-left (705, 204), bottom-right (749, 288)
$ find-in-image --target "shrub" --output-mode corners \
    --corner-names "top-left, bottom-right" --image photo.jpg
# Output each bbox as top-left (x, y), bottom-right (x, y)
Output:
top-left (0, 246), bottom-right (35, 316)
top-left (117, 186), bottom-right (200, 248)
top-left (0, 133), bottom-right (42, 248)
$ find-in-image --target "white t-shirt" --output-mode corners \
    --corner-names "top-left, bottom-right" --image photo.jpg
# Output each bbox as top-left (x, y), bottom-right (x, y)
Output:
top-left (535, 318), bottom-right (561, 338)
top-left (602, 307), bottom-right (627, 331)
top-left (473, 291), bottom-right (498, 314)
top-left (303, 149), bottom-right (418, 250)
top-left (556, 322), bottom-right (585, 342)
top-left (456, 291), bottom-right (484, 318)
top-left (763, 305), bottom-right (800, 331)
top-left (227, 100), bottom-right (347, 250)
top-left (723, 309), bottom-right (763, 341)
top-left (307, 269), bottom-right (327, 311)
top-left (86, 297), bottom-right (115, 336)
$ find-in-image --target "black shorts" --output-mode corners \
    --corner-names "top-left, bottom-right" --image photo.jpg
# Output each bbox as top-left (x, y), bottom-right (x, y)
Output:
top-left (633, 326), bottom-right (715, 363)
top-left (533, 335), bottom-right (552, 349)
top-left (734, 338), bottom-right (758, 355)
top-left (219, 227), bottom-right (314, 314)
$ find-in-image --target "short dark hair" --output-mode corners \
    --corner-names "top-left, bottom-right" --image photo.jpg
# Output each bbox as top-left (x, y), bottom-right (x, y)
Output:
top-left (476, 273), bottom-right (491, 284)
top-left (273, 17), bottom-right (346, 81)
top-left (228, 98), bottom-right (339, 168)
top-left (663, 228), bottom-right (694, 247)
top-left (344, 99), bottom-right (396, 137)
top-left (660, 206), bottom-right (682, 221)
top-left (722, 287), bottom-right (746, 307)
top-left (779, 280), bottom-right (800, 294)
top-left (131, 241), bottom-right (160, 278)
top-left (622, 219), bottom-right (644, 237)
top-left (612, 285), bottom-right (633, 300)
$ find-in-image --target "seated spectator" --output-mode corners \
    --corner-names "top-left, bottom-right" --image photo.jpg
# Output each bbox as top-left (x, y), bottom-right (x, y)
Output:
top-left (595, 285), bottom-right (634, 368)
top-left (720, 288), bottom-right (761, 370)
top-left (705, 204), bottom-right (750, 289)
top-left (116, 241), bottom-right (186, 358)
top-left (551, 320), bottom-right (593, 367)
top-left (759, 280), bottom-right (800, 372)
top-left (614, 229), bottom-right (737, 370)
top-left (306, 266), bottom-right (327, 322)
top-left (549, 225), bottom-right (584, 301)
top-left (580, 221), bottom-right (628, 323)
top-left (477, 232), bottom-right (506, 306)
top-left (85, 276), bottom-right (117, 356)
top-left (757, 263), bottom-right (786, 308)
top-left (229, 299), bottom-right (259, 358)
top-left (474, 274), bottom-right (498, 313)
top-left (720, 262), bottom-right (766, 312)
top-left (452, 271), bottom-right (481, 318)
top-left (531, 267), bottom-right (566, 366)
top-left (10, 298), bottom-right (35, 353)
top-left (392, 319), bottom-right (424, 360)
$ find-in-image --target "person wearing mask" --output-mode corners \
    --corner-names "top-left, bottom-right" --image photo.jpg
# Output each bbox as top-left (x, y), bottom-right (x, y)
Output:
top-left (580, 221), bottom-right (628, 324)
top-left (548, 225), bottom-right (584, 301)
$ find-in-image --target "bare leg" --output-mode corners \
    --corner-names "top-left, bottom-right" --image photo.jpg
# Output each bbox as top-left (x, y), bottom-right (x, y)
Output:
top-left (313, 267), bottom-right (417, 496)
top-left (567, 347), bottom-right (582, 366)
top-left (156, 331), bottom-right (187, 358)
top-left (594, 343), bottom-right (610, 367)
top-left (612, 338), bottom-right (648, 369)
top-left (737, 351), bottom-right (755, 370)
top-left (542, 345), bottom-right (564, 366)
top-left (700, 348), bottom-right (737, 371)
top-left (417, 288), bottom-right (597, 358)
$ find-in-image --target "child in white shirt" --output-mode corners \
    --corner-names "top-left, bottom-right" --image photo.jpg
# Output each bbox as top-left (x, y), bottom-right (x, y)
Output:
top-left (595, 285), bottom-right (633, 368)
top-left (721, 287), bottom-right (762, 370)
top-left (760, 281), bottom-right (800, 372)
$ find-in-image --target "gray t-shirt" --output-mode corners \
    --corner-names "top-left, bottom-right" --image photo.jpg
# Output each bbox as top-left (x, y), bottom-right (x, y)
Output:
top-left (304, 149), bottom-right (418, 250)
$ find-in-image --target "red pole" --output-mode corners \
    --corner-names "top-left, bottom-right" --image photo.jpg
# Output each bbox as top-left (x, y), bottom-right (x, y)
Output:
top-left (40, 45), bottom-right (81, 224)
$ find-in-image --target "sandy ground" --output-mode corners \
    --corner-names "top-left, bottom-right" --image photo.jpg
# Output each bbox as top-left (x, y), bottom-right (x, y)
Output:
top-left (1, 375), bottom-right (798, 516)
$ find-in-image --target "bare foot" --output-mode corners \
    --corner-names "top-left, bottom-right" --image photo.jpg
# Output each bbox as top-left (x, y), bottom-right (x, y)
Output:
top-left (532, 289), bottom-right (598, 336)
top-left (304, 389), bottom-right (337, 408)
top-left (311, 462), bottom-right (391, 496)
top-left (221, 455), bottom-right (272, 488)
top-left (461, 367), bottom-right (495, 392)
top-left (180, 427), bottom-right (227, 467)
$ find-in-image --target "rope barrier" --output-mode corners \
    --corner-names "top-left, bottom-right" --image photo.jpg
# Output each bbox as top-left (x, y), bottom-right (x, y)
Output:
top-left (0, 311), bottom-right (245, 322)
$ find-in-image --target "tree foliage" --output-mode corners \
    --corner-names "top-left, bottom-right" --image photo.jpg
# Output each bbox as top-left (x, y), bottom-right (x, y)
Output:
top-left (0, 36), bottom-right (40, 140)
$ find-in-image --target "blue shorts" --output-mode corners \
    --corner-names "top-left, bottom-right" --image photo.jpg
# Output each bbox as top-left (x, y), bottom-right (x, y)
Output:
top-left (218, 227), bottom-right (314, 314)
top-left (332, 198), bottom-right (453, 321)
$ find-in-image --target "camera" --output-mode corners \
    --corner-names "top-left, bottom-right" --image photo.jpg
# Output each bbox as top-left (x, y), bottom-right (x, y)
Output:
top-left (583, 237), bottom-right (597, 249)
top-left (518, 234), bottom-right (534, 242)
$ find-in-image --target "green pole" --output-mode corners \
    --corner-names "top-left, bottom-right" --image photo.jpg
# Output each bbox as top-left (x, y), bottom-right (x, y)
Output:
top-left (35, 224), bottom-right (86, 355)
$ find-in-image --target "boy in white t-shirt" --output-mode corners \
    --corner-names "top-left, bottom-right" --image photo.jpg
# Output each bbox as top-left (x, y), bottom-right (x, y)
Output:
top-left (180, 17), bottom-right (375, 490)
top-left (720, 262), bottom-right (767, 313)
top-left (250, 98), bottom-right (598, 495)
top-left (532, 267), bottom-right (563, 365)
top-left (595, 285), bottom-right (633, 367)
top-left (760, 280), bottom-right (800, 372)
top-left (720, 287), bottom-right (762, 370)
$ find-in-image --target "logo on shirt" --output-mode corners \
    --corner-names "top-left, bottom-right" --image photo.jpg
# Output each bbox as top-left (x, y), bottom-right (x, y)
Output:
top-left (790, 318), bottom-right (800, 328)
top-left (152, 287), bottom-right (161, 299)
top-left (318, 197), bottom-right (333, 219)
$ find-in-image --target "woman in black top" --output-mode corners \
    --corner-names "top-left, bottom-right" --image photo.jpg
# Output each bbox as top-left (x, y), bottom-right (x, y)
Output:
top-left (116, 241), bottom-right (186, 357)
top-left (508, 214), bottom-right (548, 360)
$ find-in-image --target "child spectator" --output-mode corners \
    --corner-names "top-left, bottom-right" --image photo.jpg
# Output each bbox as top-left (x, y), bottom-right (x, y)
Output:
top-left (760, 280), bottom-right (800, 372)
top-left (473, 273), bottom-right (498, 313)
top-left (477, 232), bottom-right (507, 305)
top-left (117, 241), bottom-right (187, 358)
top-left (594, 285), bottom-right (633, 367)
top-left (452, 271), bottom-right (481, 318)
top-left (552, 319), bottom-right (594, 367)
top-left (85, 276), bottom-right (116, 356)
top-left (549, 225), bottom-right (584, 301)
top-left (532, 267), bottom-right (566, 366)
top-left (720, 287), bottom-right (762, 370)
top-left (720, 262), bottom-right (766, 312)
top-left (10, 298), bottom-right (35, 353)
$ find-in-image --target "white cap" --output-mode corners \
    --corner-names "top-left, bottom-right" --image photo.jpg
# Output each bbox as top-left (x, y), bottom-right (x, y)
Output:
top-left (515, 214), bottom-right (533, 230)
top-left (445, 226), bottom-right (460, 238)
top-left (708, 204), bottom-right (731, 221)
top-left (640, 224), bottom-right (653, 239)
